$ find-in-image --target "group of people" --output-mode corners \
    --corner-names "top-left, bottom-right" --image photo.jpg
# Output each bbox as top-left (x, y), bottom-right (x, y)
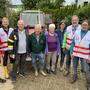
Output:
top-left (0, 15), bottom-right (90, 85)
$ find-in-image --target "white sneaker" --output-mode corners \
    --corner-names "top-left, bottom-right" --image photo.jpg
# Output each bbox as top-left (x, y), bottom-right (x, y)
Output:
top-left (40, 70), bottom-right (47, 76)
top-left (35, 70), bottom-right (38, 77)
top-left (60, 67), bottom-right (63, 72)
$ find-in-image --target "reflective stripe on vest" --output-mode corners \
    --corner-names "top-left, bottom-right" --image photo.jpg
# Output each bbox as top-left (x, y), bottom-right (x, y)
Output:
top-left (66, 25), bottom-right (81, 50)
top-left (73, 30), bottom-right (90, 60)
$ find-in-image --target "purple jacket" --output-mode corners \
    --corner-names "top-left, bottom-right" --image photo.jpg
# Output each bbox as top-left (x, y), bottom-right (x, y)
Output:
top-left (45, 32), bottom-right (61, 55)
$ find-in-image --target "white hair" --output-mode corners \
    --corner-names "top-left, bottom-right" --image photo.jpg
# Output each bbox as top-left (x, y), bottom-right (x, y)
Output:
top-left (49, 24), bottom-right (55, 29)
top-left (35, 24), bottom-right (41, 29)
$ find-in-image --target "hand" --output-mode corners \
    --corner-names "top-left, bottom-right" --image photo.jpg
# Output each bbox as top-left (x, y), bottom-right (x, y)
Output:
top-left (71, 54), bottom-right (74, 60)
top-left (63, 48), bottom-right (66, 52)
top-left (86, 59), bottom-right (90, 63)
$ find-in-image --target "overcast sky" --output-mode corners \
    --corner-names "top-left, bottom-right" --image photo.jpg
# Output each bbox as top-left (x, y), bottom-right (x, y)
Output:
top-left (11, 0), bottom-right (75, 5)
top-left (11, 0), bottom-right (90, 5)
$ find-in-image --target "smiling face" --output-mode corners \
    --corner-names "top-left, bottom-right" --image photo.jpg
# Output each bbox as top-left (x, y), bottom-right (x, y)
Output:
top-left (18, 20), bottom-right (24, 31)
top-left (2, 17), bottom-right (9, 28)
top-left (60, 22), bottom-right (65, 30)
top-left (81, 21), bottom-right (89, 31)
top-left (34, 24), bottom-right (42, 35)
top-left (72, 15), bottom-right (79, 27)
top-left (49, 24), bottom-right (55, 34)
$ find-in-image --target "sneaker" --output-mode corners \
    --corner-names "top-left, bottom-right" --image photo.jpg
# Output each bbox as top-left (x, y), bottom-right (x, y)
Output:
top-left (60, 67), bottom-right (63, 72)
top-left (40, 70), bottom-right (47, 76)
top-left (19, 73), bottom-right (25, 78)
top-left (46, 69), bottom-right (51, 74)
top-left (35, 70), bottom-right (38, 77)
top-left (0, 78), bottom-right (6, 83)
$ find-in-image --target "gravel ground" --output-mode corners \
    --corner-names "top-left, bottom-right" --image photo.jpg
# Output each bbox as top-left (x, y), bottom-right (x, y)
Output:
top-left (0, 68), bottom-right (87, 90)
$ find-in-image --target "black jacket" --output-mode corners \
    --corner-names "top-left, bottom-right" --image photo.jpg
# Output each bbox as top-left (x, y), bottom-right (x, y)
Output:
top-left (8, 28), bottom-right (29, 54)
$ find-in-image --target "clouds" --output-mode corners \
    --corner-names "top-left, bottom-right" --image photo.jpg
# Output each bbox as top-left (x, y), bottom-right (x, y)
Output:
top-left (11, 0), bottom-right (76, 5)
top-left (65, 0), bottom-right (75, 5)
top-left (11, 0), bottom-right (22, 5)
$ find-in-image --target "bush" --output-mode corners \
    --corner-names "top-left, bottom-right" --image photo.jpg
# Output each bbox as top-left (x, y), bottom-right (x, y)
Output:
top-left (9, 12), bottom-right (20, 28)
top-left (74, 4), bottom-right (90, 23)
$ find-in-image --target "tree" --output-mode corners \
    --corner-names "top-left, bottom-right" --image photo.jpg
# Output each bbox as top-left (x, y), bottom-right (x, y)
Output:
top-left (54, 0), bottom-right (65, 9)
top-left (0, 0), bottom-right (9, 18)
top-left (36, 0), bottom-right (54, 9)
top-left (21, 0), bottom-right (42, 10)
top-left (22, 0), bottom-right (64, 10)
top-left (74, 4), bottom-right (90, 23)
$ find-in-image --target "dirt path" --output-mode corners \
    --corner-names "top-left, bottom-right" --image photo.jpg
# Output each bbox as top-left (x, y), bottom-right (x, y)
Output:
top-left (0, 69), bottom-right (87, 90)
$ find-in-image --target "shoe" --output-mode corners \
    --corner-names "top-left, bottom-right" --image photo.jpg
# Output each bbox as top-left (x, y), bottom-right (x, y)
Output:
top-left (35, 70), bottom-right (38, 77)
top-left (40, 70), bottom-right (47, 76)
top-left (70, 75), bottom-right (78, 84)
top-left (12, 78), bottom-right (16, 83)
top-left (81, 69), bottom-right (85, 73)
top-left (0, 78), bottom-right (6, 83)
top-left (60, 67), bottom-right (63, 72)
top-left (46, 69), bottom-right (51, 74)
top-left (51, 70), bottom-right (57, 75)
top-left (63, 70), bottom-right (70, 77)
top-left (19, 73), bottom-right (25, 78)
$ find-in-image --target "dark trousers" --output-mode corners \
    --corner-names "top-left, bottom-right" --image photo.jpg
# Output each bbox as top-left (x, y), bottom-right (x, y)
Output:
top-left (66, 50), bottom-right (71, 71)
top-left (3, 51), bottom-right (14, 66)
top-left (73, 57), bottom-right (90, 78)
top-left (11, 53), bottom-right (26, 79)
top-left (60, 48), bottom-right (65, 67)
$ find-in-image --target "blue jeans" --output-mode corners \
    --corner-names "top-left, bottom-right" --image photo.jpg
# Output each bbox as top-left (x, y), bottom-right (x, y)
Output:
top-left (31, 53), bottom-right (45, 70)
top-left (73, 57), bottom-right (90, 77)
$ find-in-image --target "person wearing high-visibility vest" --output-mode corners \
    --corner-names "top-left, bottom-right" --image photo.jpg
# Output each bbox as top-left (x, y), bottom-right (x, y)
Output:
top-left (0, 17), bottom-right (13, 79)
top-left (62, 15), bottom-right (81, 76)
top-left (0, 38), bottom-right (6, 83)
top-left (70, 20), bottom-right (90, 83)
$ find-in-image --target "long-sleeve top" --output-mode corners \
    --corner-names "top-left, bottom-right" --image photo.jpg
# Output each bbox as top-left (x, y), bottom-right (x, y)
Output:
top-left (45, 32), bottom-right (60, 55)
top-left (55, 29), bottom-right (65, 47)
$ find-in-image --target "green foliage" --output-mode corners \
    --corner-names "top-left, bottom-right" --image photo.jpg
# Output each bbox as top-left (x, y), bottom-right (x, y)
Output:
top-left (21, 0), bottom-right (42, 9)
top-left (54, 0), bottom-right (65, 8)
top-left (9, 12), bottom-right (20, 28)
top-left (0, 0), bottom-right (9, 18)
top-left (21, 0), bottom-right (64, 10)
top-left (74, 4), bottom-right (90, 23)
top-left (41, 5), bottom-right (78, 24)
top-left (12, 1), bottom-right (90, 27)
top-left (36, 0), bottom-right (55, 9)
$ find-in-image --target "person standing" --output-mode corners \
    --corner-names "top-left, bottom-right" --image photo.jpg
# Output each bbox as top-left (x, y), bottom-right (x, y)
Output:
top-left (8, 20), bottom-right (29, 82)
top-left (45, 24), bottom-right (60, 74)
top-left (55, 22), bottom-right (66, 70)
top-left (70, 20), bottom-right (90, 83)
top-left (28, 24), bottom-right (46, 77)
top-left (0, 37), bottom-right (6, 83)
top-left (0, 17), bottom-right (13, 78)
top-left (62, 15), bottom-right (81, 76)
